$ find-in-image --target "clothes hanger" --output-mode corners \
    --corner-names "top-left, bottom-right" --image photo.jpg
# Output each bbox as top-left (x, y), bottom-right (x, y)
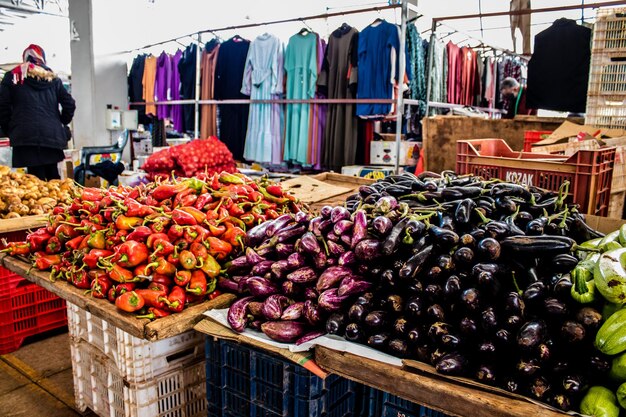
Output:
top-left (298, 19), bottom-right (314, 35)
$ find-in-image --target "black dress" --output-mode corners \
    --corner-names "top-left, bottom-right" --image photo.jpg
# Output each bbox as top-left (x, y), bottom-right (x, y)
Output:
top-left (178, 44), bottom-right (198, 134)
top-left (128, 54), bottom-right (150, 125)
top-left (214, 36), bottom-right (250, 161)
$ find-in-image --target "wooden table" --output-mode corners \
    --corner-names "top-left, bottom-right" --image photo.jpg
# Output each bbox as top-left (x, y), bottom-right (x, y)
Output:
top-left (0, 255), bottom-right (235, 340)
top-left (315, 346), bottom-right (566, 417)
top-left (0, 215), bottom-right (46, 234)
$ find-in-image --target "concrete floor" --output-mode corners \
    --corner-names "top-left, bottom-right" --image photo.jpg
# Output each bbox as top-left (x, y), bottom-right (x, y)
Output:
top-left (0, 330), bottom-right (95, 417)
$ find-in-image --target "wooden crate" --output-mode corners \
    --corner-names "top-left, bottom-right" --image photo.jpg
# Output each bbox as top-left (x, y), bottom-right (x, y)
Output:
top-left (609, 190), bottom-right (626, 219)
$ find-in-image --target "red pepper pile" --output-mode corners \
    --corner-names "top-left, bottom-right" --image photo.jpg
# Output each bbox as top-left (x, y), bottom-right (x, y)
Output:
top-left (142, 137), bottom-right (237, 180)
top-left (4, 171), bottom-right (300, 319)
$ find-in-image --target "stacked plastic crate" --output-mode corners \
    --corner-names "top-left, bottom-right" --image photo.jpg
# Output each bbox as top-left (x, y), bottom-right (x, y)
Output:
top-left (66, 302), bottom-right (207, 417)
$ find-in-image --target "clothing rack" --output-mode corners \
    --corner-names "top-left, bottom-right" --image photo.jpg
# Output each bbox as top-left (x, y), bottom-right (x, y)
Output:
top-left (126, 0), bottom-right (415, 174)
top-left (424, 1), bottom-right (626, 114)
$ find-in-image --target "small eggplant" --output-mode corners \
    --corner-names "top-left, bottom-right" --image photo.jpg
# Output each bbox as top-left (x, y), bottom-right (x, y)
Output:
top-left (281, 302), bottom-right (304, 320)
top-left (355, 292), bottom-right (375, 308)
top-left (460, 288), bottom-right (481, 313)
top-left (427, 304), bottom-right (446, 322)
top-left (227, 296), bottom-right (254, 332)
top-left (245, 247), bottom-right (266, 265)
top-left (453, 247), bottom-right (474, 265)
top-left (429, 225), bottom-right (460, 248)
top-left (500, 235), bottom-right (575, 257)
top-left (435, 353), bottom-right (467, 376)
top-left (481, 307), bottom-right (498, 332)
top-left (218, 277), bottom-right (239, 293)
top-left (338, 250), bottom-right (357, 266)
top-left (560, 320), bottom-right (585, 344)
top-left (286, 253), bottom-right (306, 270)
top-left (247, 277), bottom-right (279, 297)
top-left (551, 254), bottom-right (578, 273)
top-left (348, 303), bottom-right (369, 323)
top-left (355, 239), bottom-right (382, 261)
top-left (476, 364), bottom-right (497, 385)
top-left (407, 327), bottom-right (425, 345)
top-left (275, 243), bottom-right (295, 258)
top-left (393, 317), bottom-right (409, 337)
top-left (459, 317), bottom-right (478, 337)
top-left (315, 266), bottom-right (352, 292)
top-left (304, 287), bottom-right (318, 300)
top-left (287, 267), bottom-right (318, 284)
top-left (543, 298), bottom-right (569, 318)
top-left (553, 274), bottom-right (573, 299)
top-left (405, 296), bottom-right (425, 319)
top-left (505, 315), bottom-right (523, 331)
top-left (372, 216), bottom-right (393, 236)
top-left (424, 284), bottom-right (443, 303)
top-left (327, 240), bottom-right (346, 257)
top-left (503, 378), bottom-right (521, 394)
top-left (247, 221), bottom-right (274, 246)
top-left (262, 295), bottom-right (290, 320)
top-left (265, 214), bottom-right (294, 238)
top-left (261, 321), bottom-right (306, 343)
top-left (374, 196), bottom-right (398, 214)
top-left (504, 292), bottom-right (525, 317)
top-left (331, 206), bottom-right (351, 223)
top-left (455, 198), bottom-right (476, 224)
top-left (320, 205), bottom-right (333, 218)
top-left (517, 358), bottom-right (541, 377)
top-left (523, 282), bottom-right (548, 305)
top-left (364, 311), bottom-right (388, 331)
top-left (333, 220), bottom-right (354, 236)
top-left (444, 275), bottom-right (462, 300)
top-left (576, 307), bottom-right (602, 331)
top-left (437, 254), bottom-right (455, 272)
top-left (251, 260), bottom-right (275, 276)
top-left (303, 300), bottom-right (323, 326)
top-left (338, 276), bottom-right (372, 297)
top-left (399, 245), bottom-right (434, 280)
top-left (226, 255), bottom-right (250, 274)
top-left (550, 393), bottom-right (572, 412)
top-left (281, 280), bottom-right (300, 297)
top-left (299, 232), bottom-right (321, 255)
top-left (477, 238), bottom-right (501, 261)
top-left (382, 218), bottom-right (409, 255)
top-left (344, 323), bottom-right (363, 342)
top-left (351, 210), bottom-right (368, 248)
top-left (325, 313), bottom-right (347, 335)
top-left (517, 320), bottom-right (546, 350)
top-left (388, 339), bottom-right (409, 357)
top-left (384, 294), bottom-right (404, 314)
top-left (318, 288), bottom-right (348, 312)
top-left (367, 333), bottom-right (391, 350)
top-left (562, 375), bottom-right (584, 395)
top-left (271, 259), bottom-right (291, 280)
top-left (528, 376), bottom-right (551, 401)
top-left (460, 234), bottom-right (477, 248)
top-left (296, 330), bottom-right (325, 346)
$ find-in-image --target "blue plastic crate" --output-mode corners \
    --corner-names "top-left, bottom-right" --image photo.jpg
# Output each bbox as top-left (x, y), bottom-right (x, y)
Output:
top-left (382, 393), bottom-right (450, 417)
top-left (359, 386), bottom-right (384, 417)
top-left (204, 336), bottom-right (357, 417)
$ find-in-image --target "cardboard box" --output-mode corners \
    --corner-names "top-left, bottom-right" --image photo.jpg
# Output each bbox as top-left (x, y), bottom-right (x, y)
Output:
top-left (341, 165), bottom-right (396, 179)
top-left (370, 141), bottom-right (417, 166)
top-left (84, 174), bottom-right (104, 188)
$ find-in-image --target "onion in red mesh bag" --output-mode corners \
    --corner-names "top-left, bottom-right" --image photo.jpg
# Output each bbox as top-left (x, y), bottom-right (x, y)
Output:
top-left (141, 148), bottom-right (176, 172)
top-left (170, 137), bottom-right (235, 177)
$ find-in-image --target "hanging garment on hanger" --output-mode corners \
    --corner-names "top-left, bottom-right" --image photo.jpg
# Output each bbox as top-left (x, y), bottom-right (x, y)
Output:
top-left (283, 31), bottom-right (318, 166)
top-left (142, 55), bottom-right (157, 117)
top-left (308, 36), bottom-right (327, 169)
top-left (318, 24), bottom-right (359, 171)
top-left (406, 24), bottom-right (426, 117)
top-left (215, 36), bottom-right (250, 161)
top-left (446, 42), bottom-right (462, 104)
top-left (356, 20), bottom-right (400, 116)
top-left (178, 44), bottom-right (198, 134)
top-left (526, 18), bottom-right (591, 113)
top-left (460, 47), bottom-right (479, 106)
top-left (241, 33), bottom-right (284, 164)
top-left (170, 49), bottom-right (184, 133)
top-left (200, 41), bottom-right (220, 139)
top-left (510, 0), bottom-right (531, 55)
top-left (128, 54), bottom-right (151, 125)
top-left (155, 51), bottom-right (172, 120)
top-left (484, 57), bottom-right (496, 108)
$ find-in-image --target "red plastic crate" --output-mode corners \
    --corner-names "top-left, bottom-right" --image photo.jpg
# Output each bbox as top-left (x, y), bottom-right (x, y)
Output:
top-left (522, 130), bottom-right (553, 152)
top-left (456, 139), bottom-right (616, 216)
top-left (0, 280), bottom-right (67, 354)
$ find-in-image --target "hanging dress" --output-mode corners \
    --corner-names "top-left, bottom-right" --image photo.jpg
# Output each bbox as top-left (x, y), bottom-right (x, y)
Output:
top-left (241, 33), bottom-right (284, 164)
top-left (170, 49), bottom-right (184, 133)
top-left (154, 51), bottom-right (172, 120)
top-left (283, 31), bottom-right (318, 165)
top-left (200, 40), bottom-right (220, 139)
top-left (142, 55), bottom-right (157, 117)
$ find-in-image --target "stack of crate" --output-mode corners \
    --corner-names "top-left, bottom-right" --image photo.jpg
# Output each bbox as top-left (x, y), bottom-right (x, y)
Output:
top-left (586, 7), bottom-right (626, 130)
top-left (66, 302), bottom-right (207, 417)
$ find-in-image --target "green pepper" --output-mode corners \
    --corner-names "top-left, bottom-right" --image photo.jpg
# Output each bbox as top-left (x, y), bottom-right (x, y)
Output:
top-left (580, 386), bottom-right (620, 417)
top-left (600, 230), bottom-right (620, 246)
top-left (579, 237), bottom-right (603, 250)
top-left (571, 264), bottom-right (595, 304)
top-left (610, 352), bottom-right (626, 383)
top-left (617, 382), bottom-right (626, 409)
top-left (619, 224), bottom-right (626, 246)
top-left (600, 241), bottom-right (622, 253)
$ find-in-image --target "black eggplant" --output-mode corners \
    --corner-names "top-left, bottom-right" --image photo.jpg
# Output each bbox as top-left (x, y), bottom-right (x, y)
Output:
top-left (481, 307), bottom-right (498, 332)
top-left (460, 288), bottom-right (481, 313)
top-left (550, 254), bottom-right (578, 273)
top-left (393, 317), bottom-right (409, 337)
top-left (523, 282), bottom-right (548, 306)
top-left (407, 327), bottom-right (425, 345)
top-left (428, 225), bottom-right (460, 248)
top-left (453, 247), bottom-right (474, 265)
top-left (517, 358), bottom-right (541, 377)
top-left (459, 234), bottom-right (477, 248)
top-left (348, 304), bottom-right (369, 323)
top-left (326, 313), bottom-right (347, 335)
top-left (384, 295), bottom-right (404, 314)
top-left (354, 292), bottom-right (375, 308)
top-left (405, 296), bottom-right (426, 319)
top-left (345, 323), bottom-right (363, 342)
top-left (477, 340), bottom-right (496, 356)
top-left (424, 284), bottom-right (443, 303)
top-left (444, 275), bottom-right (462, 300)
top-left (476, 364), bottom-right (497, 385)
top-left (440, 334), bottom-right (461, 349)
top-left (364, 311), bottom-right (388, 331)
top-left (562, 375), bottom-right (584, 395)
top-left (503, 378), bottom-right (521, 394)
top-left (435, 353), bottom-right (467, 376)
top-left (576, 307), bottom-right (602, 331)
top-left (454, 198), bottom-right (476, 224)
top-left (427, 304), bottom-right (446, 322)
top-left (459, 317), bottom-right (478, 337)
top-left (437, 254), bottom-right (455, 272)
top-left (495, 196), bottom-right (517, 214)
top-left (544, 298), bottom-right (569, 318)
top-left (381, 217), bottom-right (409, 255)
top-left (528, 376), bottom-right (551, 401)
top-left (550, 393), bottom-right (572, 412)
top-left (367, 333), bottom-right (391, 350)
top-left (505, 315), bottom-right (523, 332)
top-left (476, 238), bottom-right (501, 261)
top-left (490, 183), bottom-right (531, 199)
top-left (428, 322), bottom-right (453, 342)
top-left (504, 292), bottom-right (525, 317)
top-left (517, 320), bottom-right (546, 350)
top-left (525, 217), bottom-right (547, 235)
top-left (560, 321), bottom-right (585, 344)
top-left (399, 245), bottom-right (434, 280)
top-left (388, 339), bottom-right (409, 357)
top-left (553, 274), bottom-right (573, 299)
top-left (380, 268), bottom-right (397, 288)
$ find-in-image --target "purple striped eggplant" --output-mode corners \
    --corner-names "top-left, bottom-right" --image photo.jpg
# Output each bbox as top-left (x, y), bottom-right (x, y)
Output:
top-left (265, 214), bottom-right (294, 237)
top-left (296, 330), bottom-right (326, 345)
top-left (372, 216), bottom-right (393, 236)
top-left (246, 247), bottom-right (266, 265)
top-left (226, 255), bottom-right (250, 274)
top-left (321, 206), bottom-right (333, 218)
top-left (355, 239), bottom-right (382, 261)
top-left (247, 301), bottom-right (264, 317)
top-left (261, 321), bottom-right (307, 343)
top-left (287, 252), bottom-right (307, 269)
top-left (327, 240), bottom-right (346, 257)
top-left (251, 260), bottom-right (275, 276)
top-left (338, 251), bottom-right (357, 266)
top-left (247, 221), bottom-right (273, 246)
top-left (299, 232), bottom-right (321, 255)
top-left (316, 266), bottom-right (352, 292)
top-left (304, 287), bottom-right (319, 300)
top-left (271, 259), bottom-right (291, 279)
top-left (282, 280), bottom-right (300, 297)
top-left (262, 295), bottom-right (291, 320)
top-left (313, 251), bottom-right (328, 269)
top-left (247, 277), bottom-right (279, 297)
top-left (331, 206), bottom-right (351, 223)
top-left (303, 300), bottom-right (323, 326)
top-left (286, 267), bottom-right (318, 284)
top-left (333, 220), bottom-right (354, 236)
top-left (351, 210), bottom-right (368, 248)
top-left (275, 243), bottom-right (295, 258)
top-left (375, 196), bottom-right (398, 213)
top-left (341, 234), bottom-right (353, 247)
top-left (309, 216), bottom-right (323, 236)
top-left (218, 277), bottom-right (239, 293)
top-left (337, 275), bottom-right (372, 297)
top-left (318, 288), bottom-right (348, 312)
top-left (281, 302), bottom-right (304, 320)
top-left (227, 296), bottom-right (254, 332)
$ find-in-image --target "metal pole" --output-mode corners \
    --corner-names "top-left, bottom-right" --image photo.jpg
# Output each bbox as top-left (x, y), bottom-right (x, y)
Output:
top-left (194, 32), bottom-right (202, 139)
top-left (394, 0), bottom-right (408, 175)
top-left (424, 19), bottom-right (437, 116)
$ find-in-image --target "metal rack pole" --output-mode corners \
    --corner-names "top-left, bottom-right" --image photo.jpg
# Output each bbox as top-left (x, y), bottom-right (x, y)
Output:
top-left (424, 19), bottom-right (437, 116)
top-left (394, 0), bottom-right (408, 175)
top-left (194, 32), bottom-right (202, 139)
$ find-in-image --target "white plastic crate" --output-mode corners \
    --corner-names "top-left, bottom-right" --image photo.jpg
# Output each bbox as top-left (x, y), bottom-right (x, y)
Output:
top-left (71, 339), bottom-right (207, 417)
top-left (67, 302), bottom-right (203, 383)
top-left (585, 95), bottom-right (626, 129)
top-left (588, 54), bottom-right (626, 99)
top-left (593, 8), bottom-right (626, 53)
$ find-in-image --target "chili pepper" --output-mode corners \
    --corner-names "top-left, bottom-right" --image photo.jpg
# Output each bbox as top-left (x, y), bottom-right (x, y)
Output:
top-left (179, 250), bottom-right (197, 270)
top-left (87, 229), bottom-right (107, 250)
top-left (83, 249), bottom-right (113, 269)
top-left (167, 249), bottom-right (180, 267)
top-left (219, 172), bottom-right (245, 184)
top-left (149, 216), bottom-right (171, 233)
top-left (174, 270), bottom-right (192, 286)
top-left (135, 263), bottom-right (151, 277)
top-left (81, 187), bottom-right (104, 202)
top-left (33, 252), bottom-right (62, 270)
top-left (178, 206), bottom-right (206, 224)
top-left (124, 198), bottom-right (155, 218)
top-left (171, 208), bottom-right (197, 226)
top-left (152, 273), bottom-right (173, 287)
top-left (146, 233), bottom-right (169, 249)
top-left (240, 214), bottom-right (255, 228)
top-left (147, 282), bottom-right (169, 293)
top-left (1, 242), bottom-right (31, 256)
top-left (90, 274), bottom-right (112, 299)
top-left (81, 200), bottom-right (100, 215)
top-left (55, 223), bottom-right (80, 243)
top-left (115, 282), bottom-right (136, 295)
top-left (208, 289), bottom-right (222, 300)
top-left (126, 226), bottom-right (153, 243)
top-left (152, 183), bottom-right (189, 201)
top-left (136, 307), bottom-right (171, 320)
top-left (115, 291), bottom-right (145, 313)
top-left (194, 193), bottom-right (213, 210)
top-left (186, 270), bottom-right (208, 295)
top-left (183, 227), bottom-right (199, 243)
top-left (52, 206), bottom-right (66, 215)
top-left (167, 224), bottom-right (185, 241)
top-left (207, 222), bottom-right (226, 237)
top-left (227, 203), bottom-right (246, 217)
top-left (115, 215), bottom-right (143, 231)
top-left (179, 193), bottom-right (198, 208)
top-left (145, 258), bottom-right (176, 276)
top-left (99, 260), bottom-right (135, 283)
top-left (259, 187), bottom-right (290, 204)
top-left (144, 195), bottom-right (158, 207)
top-left (174, 238), bottom-right (189, 251)
top-left (173, 188), bottom-right (195, 207)
top-left (265, 208), bottom-right (279, 220)
top-left (27, 229), bottom-right (53, 252)
top-left (152, 238), bottom-right (175, 258)
top-left (190, 241), bottom-right (208, 259)
top-left (69, 268), bottom-right (91, 289)
top-left (222, 224), bottom-right (246, 249)
top-left (135, 289), bottom-right (168, 309)
top-left (205, 236), bottom-right (232, 260)
top-left (115, 240), bottom-right (149, 268)
top-left (192, 225), bottom-right (210, 242)
top-left (198, 254), bottom-right (220, 278)
top-left (247, 190), bottom-right (262, 203)
top-left (265, 184), bottom-right (284, 197)
top-left (166, 286), bottom-right (186, 313)
top-left (44, 236), bottom-right (62, 254)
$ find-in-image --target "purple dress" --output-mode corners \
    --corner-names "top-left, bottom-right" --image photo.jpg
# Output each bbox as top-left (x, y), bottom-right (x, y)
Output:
top-left (155, 51), bottom-right (172, 120)
top-left (170, 50), bottom-right (183, 132)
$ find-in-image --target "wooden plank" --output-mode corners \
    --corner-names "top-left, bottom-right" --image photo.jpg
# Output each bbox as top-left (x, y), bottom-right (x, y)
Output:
top-left (0, 215), bottom-right (46, 234)
top-left (280, 176), bottom-right (352, 204)
top-left (315, 346), bottom-right (566, 417)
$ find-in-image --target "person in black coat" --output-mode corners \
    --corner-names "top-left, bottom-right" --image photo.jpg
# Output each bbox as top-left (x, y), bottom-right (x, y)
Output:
top-left (0, 44), bottom-right (76, 180)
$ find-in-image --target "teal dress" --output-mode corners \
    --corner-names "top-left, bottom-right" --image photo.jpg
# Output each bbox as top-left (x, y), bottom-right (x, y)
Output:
top-left (283, 32), bottom-right (318, 165)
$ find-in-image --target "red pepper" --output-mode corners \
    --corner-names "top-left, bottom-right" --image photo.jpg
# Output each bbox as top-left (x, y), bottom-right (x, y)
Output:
top-left (240, 214), bottom-right (255, 228)
top-left (247, 190), bottom-right (262, 203)
top-left (152, 183), bottom-right (188, 201)
top-left (204, 237), bottom-right (232, 261)
top-left (33, 252), bottom-right (62, 270)
top-left (52, 206), bottom-right (66, 215)
top-left (265, 184), bottom-right (284, 197)
top-left (134, 263), bottom-right (151, 277)
top-left (183, 227), bottom-right (198, 243)
top-left (219, 172), bottom-right (245, 184)
top-left (179, 250), bottom-right (197, 270)
top-left (174, 270), bottom-right (192, 286)
top-left (81, 187), bottom-right (104, 201)
top-left (152, 273), bottom-right (173, 287)
top-left (114, 215), bottom-right (142, 231)
top-left (227, 203), bottom-right (246, 217)
top-left (99, 195), bottom-right (114, 209)
top-left (45, 236), bottom-right (62, 254)
top-left (166, 250), bottom-right (180, 267)
top-left (136, 307), bottom-right (171, 320)
top-left (115, 291), bottom-right (145, 313)
top-left (222, 224), bottom-right (246, 249)
top-left (178, 206), bottom-right (206, 224)
top-left (100, 261), bottom-right (135, 283)
top-left (27, 229), bottom-right (53, 252)
top-left (152, 238), bottom-right (175, 258)
top-left (190, 241), bottom-right (208, 259)
top-left (179, 193), bottom-right (198, 208)
top-left (84, 249), bottom-right (113, 269)
top-left (147, 282), bottom-right (169, 293)
top-left (90, 214), bottom-right (105, 226)
top-left (266, 208), bottom-right (279, 220)
top-left (149, 217), bottom-right (171, 233)
top-left (124, 198), bottom-right (155, 218)
top-left (186, 270), bottom-right (207, 295)
top-left (126, 226), bottom-right (153, 243)
top-left (186, 292), bottom-right (205, 305)
top-left (167, 224), bottom-right (185, 241)
top-left (208, 289), bottom-right (222, 300)
top-left (194, 193), bottom-right (213, 211)
top-left (146, 233), bottom-right (170, 249)
top-left (107, 282), bottom-right (136, 302)
top-left (207, 222), bottom-right (226, 237)
top-left (135, 289), bottom-right (168, 309)
top-left (115, 240), bottom-right (149, 268)
top-left (166, 286), bottom-right (186, 313)
top-left (68, 268), bottom-right (91, 289)
top-left (102, 207), bottom-right (116, 222)
top-left (144, 258), bottom-right (176, 276)
top-left (171, 208), bottom-right (197, 226)
top-left (198, 254), bottom-right (220, 278)
top-left (174, 239), bottom-right (189, 251)
top-left (192, 225), bottom-right (210, 242)
top-left (173, 188), bottom-right (194, 207)
top-left (87, 229), bottom-right (107, 250)
top-left (81, 200), bottom-right (100, 215)
top-left (55, 223), bottom-right (80, 242)
top-left (145, 195), bottom-right (158, 206)
top-left (90, 274), bottom-right (112, 299)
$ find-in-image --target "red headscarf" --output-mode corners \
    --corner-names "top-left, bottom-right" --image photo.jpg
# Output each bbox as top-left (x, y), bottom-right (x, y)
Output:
top-left (11, 44), bottom-right (50, 85)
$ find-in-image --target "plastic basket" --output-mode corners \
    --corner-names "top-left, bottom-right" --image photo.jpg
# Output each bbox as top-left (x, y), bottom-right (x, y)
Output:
top-left (359, 386), bottom-right (384, 417)
top-left (0, 282), bottom-right (67, 354)
top-left (592, 8), bottom-right (626, 54)
top-left (204, 337), bottom-right (357, 417)
top-left (67, 301), bottom-right (203, 383)
top-left (586, 95), bottom-right (626, 129)
top-left (455, 139), bottom-right (616, 216)
top-left (588, 54), bottom-right (626, 99)
top-left (381, 393), bottom-right (450, 417)
top-left (71, 339), bottom-right (207, 417)
top-left (522, 130), bottom-right (553, 152)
